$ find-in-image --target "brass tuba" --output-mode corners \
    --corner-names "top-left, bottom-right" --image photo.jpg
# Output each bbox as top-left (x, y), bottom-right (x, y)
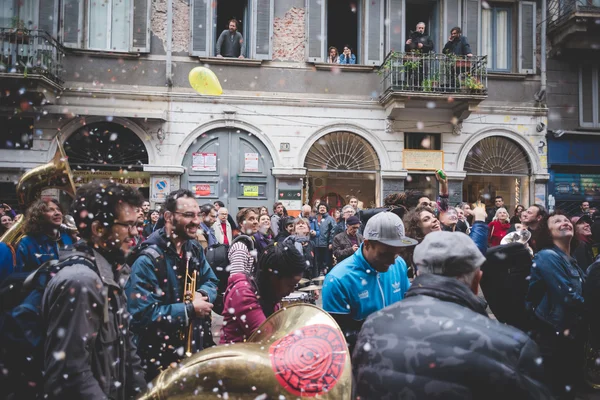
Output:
top-left (139, 304), bottom-right (352, 399)
top-left (0, 137), bottom-right (76, 248)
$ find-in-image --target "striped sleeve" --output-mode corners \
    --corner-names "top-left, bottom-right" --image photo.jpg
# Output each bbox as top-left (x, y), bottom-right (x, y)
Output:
top-left (228, 241), bottom-right (251, 275)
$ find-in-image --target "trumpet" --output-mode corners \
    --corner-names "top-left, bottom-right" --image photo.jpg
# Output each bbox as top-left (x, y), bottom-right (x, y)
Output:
top-left (183, 256), bottom-right (197, 357)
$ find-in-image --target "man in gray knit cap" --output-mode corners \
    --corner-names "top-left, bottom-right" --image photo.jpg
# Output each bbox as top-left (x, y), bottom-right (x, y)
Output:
top-left (353, 231), bottom-right (552, 400)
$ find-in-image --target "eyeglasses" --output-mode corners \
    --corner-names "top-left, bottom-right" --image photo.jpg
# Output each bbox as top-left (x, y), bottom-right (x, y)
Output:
top-left (174, 212), bottom-right (202, 219)
top-left (113, 221), bottom-right (138, 231)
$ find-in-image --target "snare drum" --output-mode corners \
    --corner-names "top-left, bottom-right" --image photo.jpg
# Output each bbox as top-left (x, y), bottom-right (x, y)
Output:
top-left (280, 291), bottom-right (310, 308)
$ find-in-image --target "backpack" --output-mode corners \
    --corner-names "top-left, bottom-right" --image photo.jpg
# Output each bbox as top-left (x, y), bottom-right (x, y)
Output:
top-left (480, 242), bottom-right (532, 332)
top-left (0, 250), bottom-right (98, 399)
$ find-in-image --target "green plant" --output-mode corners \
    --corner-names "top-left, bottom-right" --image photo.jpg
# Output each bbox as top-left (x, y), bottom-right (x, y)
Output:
top-left (11, 16), bottom-right (26, 30)
top-left (462, 74), bottom-right (484, 91)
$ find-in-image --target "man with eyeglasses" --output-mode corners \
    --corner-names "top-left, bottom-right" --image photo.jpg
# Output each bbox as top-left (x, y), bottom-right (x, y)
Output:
top-left (42, 182), bottom-right (146, 399)
top-left (126, 189), bottom-right (218, 381)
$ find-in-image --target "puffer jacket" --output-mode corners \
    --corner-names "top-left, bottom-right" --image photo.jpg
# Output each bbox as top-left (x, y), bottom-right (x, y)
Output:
top-left (353, 273), bottom-right (552, 400)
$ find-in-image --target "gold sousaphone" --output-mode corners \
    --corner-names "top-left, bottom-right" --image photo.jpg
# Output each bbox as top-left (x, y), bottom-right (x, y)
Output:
top-left (139, 304), bottom-right (352, 399)
top-left (0, 138), bottom-right (76, 247)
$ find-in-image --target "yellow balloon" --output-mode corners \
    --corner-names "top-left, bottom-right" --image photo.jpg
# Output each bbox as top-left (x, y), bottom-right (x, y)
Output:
top-left (188, 67), bottom-right (223, 96)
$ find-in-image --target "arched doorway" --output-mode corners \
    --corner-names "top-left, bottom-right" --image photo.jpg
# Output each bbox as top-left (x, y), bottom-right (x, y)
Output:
top-left (180, 128), bottom-right (275, 211)
top-left (463, 136), bottom-right (531, 212)
top-left (304, 131), bottom-right (380, 211)
top-left (64, 121), bottom-right (150, 198)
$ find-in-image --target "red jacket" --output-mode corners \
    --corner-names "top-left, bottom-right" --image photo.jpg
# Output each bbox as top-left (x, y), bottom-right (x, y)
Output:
top-left (488, 220), bottom-right (511, 247)
top-left (219, 273), bottom-right (279, 344)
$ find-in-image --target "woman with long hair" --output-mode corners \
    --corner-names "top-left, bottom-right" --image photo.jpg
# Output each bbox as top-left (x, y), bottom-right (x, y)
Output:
top-left (526, 211), bottom-right (586, 398)
top-left (326, 46), bottom-right (339, 63)
top-left (401, 206), bottom-right (441, 275)
top-left (571, 215), bottom-right (595, 270)
top-left (293, 217), bottom-right (316, 278)
top-left (220, 239), bottom-right (306, 343)
top-left (510, 204), bottom-right (524, 224)
top-left (142, 209), bottom-right (160, 238)
top-left (253, 213), bottom-right (274, 257)
top-left (258, 206), bottom-right (269, 217)
top-left (0, 214), bottom-right (14, 236)
top-left (488, 207), bottom-right (511, 247)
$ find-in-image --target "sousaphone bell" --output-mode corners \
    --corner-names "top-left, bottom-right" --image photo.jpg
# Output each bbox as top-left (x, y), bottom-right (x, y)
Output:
top-left (139, 304), bottom-right (351, 399)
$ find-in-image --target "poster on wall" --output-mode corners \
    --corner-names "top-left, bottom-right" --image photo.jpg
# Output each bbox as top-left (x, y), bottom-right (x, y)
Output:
top-left (192, 152), bottom-right (217, 171)
top-left (244, 153), bottom-right (259, 172)
top-left (150, 177), bottom-right (170, 202)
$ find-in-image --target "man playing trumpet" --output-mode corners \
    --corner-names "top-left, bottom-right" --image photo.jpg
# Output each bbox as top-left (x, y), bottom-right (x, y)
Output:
top-left (126, 189), bottom-right (218, 381)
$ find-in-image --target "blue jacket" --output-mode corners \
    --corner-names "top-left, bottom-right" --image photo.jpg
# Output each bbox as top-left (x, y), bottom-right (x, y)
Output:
top-left (0, 243), bottom-right (15, 283)
top-left (316, 213), bottom-right (336, 247)
top-left (323, 244), bottom-right (410, 322)
top-left (339, 53), bottom-right (357, 64)
top-left (125, 228), bottom-right (218, 375)
top-left (469, 221), bottom-right (488, 255)
top-left (16, 231), bottom-right (73, 272)
top-left (526, 246), bottom-right (586, 334)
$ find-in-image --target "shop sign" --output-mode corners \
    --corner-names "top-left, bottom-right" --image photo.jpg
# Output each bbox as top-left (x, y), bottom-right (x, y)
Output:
top-left (73, 171), bottom-right (150, 188)
top-left (150, 177), bottom-right (170, 202)
top-left (550, 172), bottom-right (600, 201)
top-left (403, 150), bottom-right (444, 171)
top-left (192, 152), bottom-right (217, 171)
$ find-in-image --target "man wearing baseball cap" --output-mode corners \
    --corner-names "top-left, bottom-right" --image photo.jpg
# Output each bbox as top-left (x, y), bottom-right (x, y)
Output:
top-left (353, 231), bottom-right (551, 399)
top-left (322, 211), bottom-right (416, 351)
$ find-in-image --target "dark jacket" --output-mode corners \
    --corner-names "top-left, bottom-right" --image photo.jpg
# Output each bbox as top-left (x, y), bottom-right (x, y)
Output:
top-left (42, 245), bottom-right (145, 399)
top-left (316, 213), bottom-right (336, 247)
top-left (585, 259), bottom-right (600, 347)
top-left (573, 241), bottom-right (598, 271)
top-left (353, 274), bottom-right (552, 400)
top-left (443, 35), bottom-right (472, 56)
top-left (404, 31), bottom-right (434, 53)
top-left (125, 228), bottom-right (219, 379)
top-left (332, 231), bottom-right (363, 263)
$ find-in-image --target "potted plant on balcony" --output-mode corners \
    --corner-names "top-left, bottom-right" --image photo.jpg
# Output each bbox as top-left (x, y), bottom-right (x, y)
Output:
top-left (462, 74), bottom-right (484, 94)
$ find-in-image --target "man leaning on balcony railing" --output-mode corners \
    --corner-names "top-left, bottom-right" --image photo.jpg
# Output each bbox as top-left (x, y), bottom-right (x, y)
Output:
top-left (442, 26), bottom-right (473, 57)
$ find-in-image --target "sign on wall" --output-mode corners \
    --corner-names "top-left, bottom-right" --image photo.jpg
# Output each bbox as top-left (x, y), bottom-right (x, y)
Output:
top-left (73, 171), bottom-right (150, 188)
top-left (192, 152), bottom-right (217, 171)
top-left (150, 177), bottom-right (170, 202)
top-left (244, 153), bottom-right (259, 172)
top-left (402, 150), bottom-right (444, 171)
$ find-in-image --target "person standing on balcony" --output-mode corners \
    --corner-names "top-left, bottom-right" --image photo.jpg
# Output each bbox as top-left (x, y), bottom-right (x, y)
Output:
top-left (216, 19), bottom-right (245, 59)
top-left (405, 22), bottom-right (434, 53)
top-left (443, 26), bottom-right (473, 56)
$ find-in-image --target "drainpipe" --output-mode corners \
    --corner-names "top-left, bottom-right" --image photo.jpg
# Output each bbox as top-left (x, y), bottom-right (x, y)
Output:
top-left (166, 0), bottom-right (173, 86)
top-left (540, 0), bottom-right (547, 99)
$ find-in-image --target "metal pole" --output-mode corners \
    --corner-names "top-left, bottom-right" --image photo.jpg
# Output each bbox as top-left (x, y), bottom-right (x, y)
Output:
top-left (166, 0), bottom-right (173, 86)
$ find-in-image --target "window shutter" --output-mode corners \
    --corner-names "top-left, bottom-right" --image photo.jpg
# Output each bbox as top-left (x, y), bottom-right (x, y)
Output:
top-left (62, 0), bottom-right (82, 47)
top-left (518, 1), bottom-right (536, 74)
top-left (365, 0), bottom-right (384, 65)
top-left (386, 0), bottom-right (404, 54)
top-left (306, 0), bottom-right (325, 62)
top-left (464, 0), bottom-right (480, 55)
top-left (444, 0), bottom-right (461, 42)
top-left (252, 0), bottom-right (273, 59)
top-left (190, 0), bottom-right (210, 56)
top-left (131, 0), bottom-right (150, 52)
top-left (38, 0), bottom-right (58, 38)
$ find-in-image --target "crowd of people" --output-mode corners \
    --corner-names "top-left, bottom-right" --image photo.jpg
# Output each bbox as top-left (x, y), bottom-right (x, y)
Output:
top-left (0, 172), bottom-right (599, 399)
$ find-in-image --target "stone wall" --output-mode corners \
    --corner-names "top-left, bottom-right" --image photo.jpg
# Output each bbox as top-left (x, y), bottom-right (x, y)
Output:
top-left (272, 7), bottom-right (306, 62)
top-left (151, 0), bottom-right (190, 53)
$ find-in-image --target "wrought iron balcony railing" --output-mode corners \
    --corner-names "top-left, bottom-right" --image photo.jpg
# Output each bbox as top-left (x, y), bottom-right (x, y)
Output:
top-left (380, 52), bottom-right (488, 97)
top-left (0, 28), bottom-right (65, 84)
top-left (548, 0), bottom-right (600, 31)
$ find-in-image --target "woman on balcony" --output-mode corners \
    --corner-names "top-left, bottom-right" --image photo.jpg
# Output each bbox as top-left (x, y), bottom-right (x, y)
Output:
top-left (338, 45), bottom-right (356, 65)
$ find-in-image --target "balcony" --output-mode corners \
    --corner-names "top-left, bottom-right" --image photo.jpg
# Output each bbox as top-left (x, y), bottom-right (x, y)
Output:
top-left (0, 28), bottom-right (65, 106)
top-left (379, 52), bottom-right (488, 123)
top-left (547, 0), bottom-right (600, 51)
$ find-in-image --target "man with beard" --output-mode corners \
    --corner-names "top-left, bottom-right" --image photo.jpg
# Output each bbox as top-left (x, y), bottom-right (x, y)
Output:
top-left (126, 189), bottom-right (218, 381)
top-left (16, 198), bottom-right (73, 272)
top-left (215, 19), bottom-right (245, 59)
top-left (42, 183), bottom-right (146, 399)
top-left (508, 204), bottom-right (547, 253)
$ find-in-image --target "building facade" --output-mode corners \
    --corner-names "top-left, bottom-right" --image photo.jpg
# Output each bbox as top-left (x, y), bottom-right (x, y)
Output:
top-left (0, 0), bottom-right (549, 215)
top-left (545, 0), bottom-right (600, 215)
